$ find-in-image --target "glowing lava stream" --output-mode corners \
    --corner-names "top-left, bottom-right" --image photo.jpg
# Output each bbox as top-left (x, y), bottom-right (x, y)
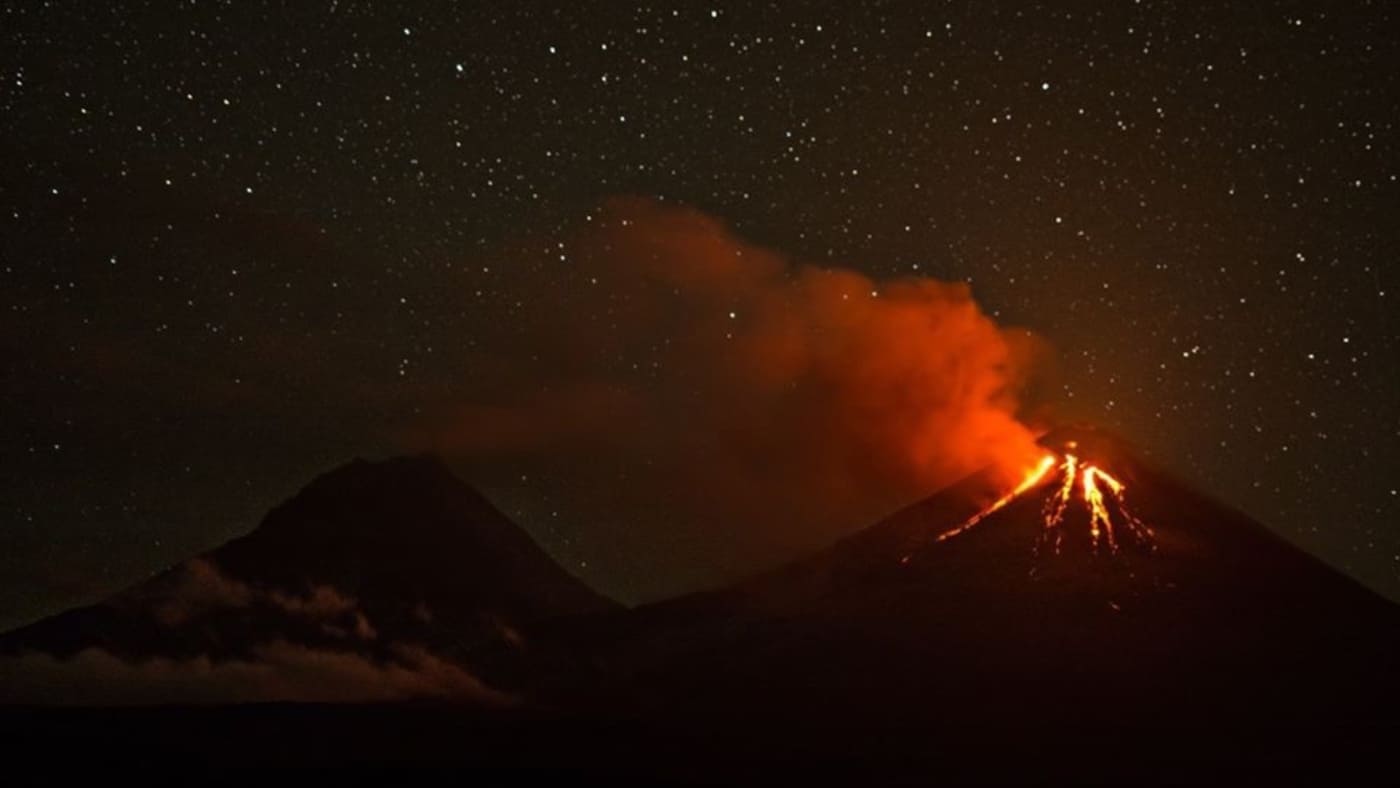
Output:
top-left (933, 454), bottom-right (1057, 543)
top-left (933, 450), bottom-right (1156, 553)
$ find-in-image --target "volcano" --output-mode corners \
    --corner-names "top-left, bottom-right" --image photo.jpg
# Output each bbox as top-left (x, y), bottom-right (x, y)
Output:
top-left (0, 454), bottom-right (616, 693)
top-left (542, 427), bottom-right (1400, 751)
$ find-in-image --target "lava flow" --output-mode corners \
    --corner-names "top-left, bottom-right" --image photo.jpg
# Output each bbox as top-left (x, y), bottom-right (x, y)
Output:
top-left (934, 443), bottom-right (1156, 555)
top-left (933, 455), bottom-right (1057, 544)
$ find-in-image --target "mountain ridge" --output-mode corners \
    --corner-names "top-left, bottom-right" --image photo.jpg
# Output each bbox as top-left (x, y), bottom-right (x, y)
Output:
top-left (3, 435), bottom-right (1397, 728)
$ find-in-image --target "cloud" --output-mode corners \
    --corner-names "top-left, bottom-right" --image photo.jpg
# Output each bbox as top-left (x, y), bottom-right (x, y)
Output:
top-left (267, 584), bottom-right (359, 622)
top-left (0, 559), bottom-right (508, 705)
top-left (145, 558), bottom-right (255, 626)
top-left (144, 559), bottom-right (365, 637)
top-left (412, 197), bottom-right (1050, 596)
top-left (0, 641), bottom-right (512, 706)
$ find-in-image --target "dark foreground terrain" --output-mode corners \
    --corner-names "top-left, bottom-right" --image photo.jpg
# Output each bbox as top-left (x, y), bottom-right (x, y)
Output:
top-left (1, 702), bottom-right (1394, 784)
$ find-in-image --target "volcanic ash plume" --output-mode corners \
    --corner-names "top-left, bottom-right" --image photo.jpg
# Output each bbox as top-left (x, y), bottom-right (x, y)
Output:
top-left (423, 197), bottom-right (1048, 594)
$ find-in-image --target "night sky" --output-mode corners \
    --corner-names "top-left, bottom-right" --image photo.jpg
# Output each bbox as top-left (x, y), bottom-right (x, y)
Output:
top-left (3, 2), bottom-right (1398, 628)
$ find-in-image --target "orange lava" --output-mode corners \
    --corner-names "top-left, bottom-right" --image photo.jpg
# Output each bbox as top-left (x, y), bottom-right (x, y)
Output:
top-left (1082, 466), bottom-right (1117, 550)
top-left (934, 454), bottom-right (1057, 543)
top-left (934, 448), bottom-right (1155, 555)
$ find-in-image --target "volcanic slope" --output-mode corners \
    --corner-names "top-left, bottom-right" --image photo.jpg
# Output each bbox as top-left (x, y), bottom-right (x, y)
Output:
top-left (562, 426), bottom-right (1400, 734)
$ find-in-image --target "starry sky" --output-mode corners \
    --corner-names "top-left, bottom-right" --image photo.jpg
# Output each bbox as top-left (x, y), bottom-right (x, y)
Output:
top-left (3, 1), bottom-right (1397, 627)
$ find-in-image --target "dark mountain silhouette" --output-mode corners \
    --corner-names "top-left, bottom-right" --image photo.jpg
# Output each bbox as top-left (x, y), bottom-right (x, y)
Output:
top-left (0, 454), bottom-right (615, 669)
top-left (2, 431), bottom-right (1397, 780)
top-left (541, 426), bottom-right (1400, 736)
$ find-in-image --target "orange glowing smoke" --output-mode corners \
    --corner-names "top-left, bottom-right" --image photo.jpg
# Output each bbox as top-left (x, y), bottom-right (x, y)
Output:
top-left (935, 449), bottom-right (1156, 555)
top-left (418, 197), bottom-right (1051, 597)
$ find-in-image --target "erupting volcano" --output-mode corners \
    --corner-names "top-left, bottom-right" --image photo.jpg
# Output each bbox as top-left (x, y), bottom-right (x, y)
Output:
top-left (932, 436), bottom-right (1158, 560)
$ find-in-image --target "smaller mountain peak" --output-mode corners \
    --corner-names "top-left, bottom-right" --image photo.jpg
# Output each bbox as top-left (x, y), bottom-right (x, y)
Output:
top-left (302, 452), bottom-right (459, 493)
top-left (237, 452), bottom-right (501, 553)
top-left (333, 451), bottom-right (450, 472)
top-left (212, 451), bottom-right (617, 618)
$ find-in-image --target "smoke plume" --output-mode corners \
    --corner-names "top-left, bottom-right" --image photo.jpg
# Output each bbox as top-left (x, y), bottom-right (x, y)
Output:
top-left (421, 197), bottom-right (1047, 597)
